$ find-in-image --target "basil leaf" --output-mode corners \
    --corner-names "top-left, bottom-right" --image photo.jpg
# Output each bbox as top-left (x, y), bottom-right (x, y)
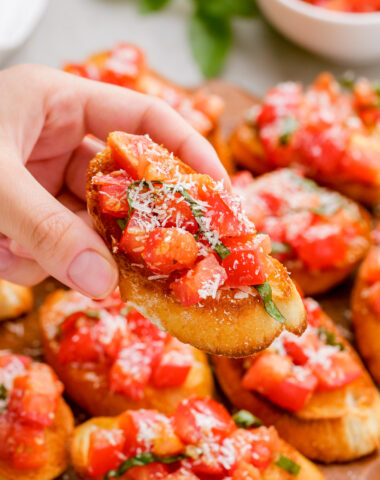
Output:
top-left (233, 410), bottom-right (263, 428)
top-left (189, 11), bottom-right (232, 78)
top-left (318, 326), bottom-right (345, 351)
top-left (275, 454), bottom-right (300, 476)
top-left (270, 241), bottom-right (291, 255)
top-left (85, 310), bottom-right (100, 319)
top-left (255, 281), bottom-right (286, 324)
top-left (339, 72), bottom-right (355, 90)
top-left (195, 0), bottom-right (259, 18)
top-left (0, 383), bottom-right (7, 401)
top-left (138, 0), bottom-right (171, 13)
top-left (117, 219), bottom-right (127, 231)
top-left (279, 116), bottom-right (298, 146)
top-left (105, 452), bottom-right (187, 479)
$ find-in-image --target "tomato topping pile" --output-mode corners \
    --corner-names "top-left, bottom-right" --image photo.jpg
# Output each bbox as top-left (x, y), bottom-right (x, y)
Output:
top-left (302, 0), bottom-right (380, 12)
top-left (57, 290), bottom-right (194, 398)
top-left (0, 354), bottom-right (63, 470)
top-left (64, 43), bottom-right (224, 137)
top-left (242, 297), bottom-right (362, 412)
top-left (247, 73), bottom-right (380, 185)
top-left (359, 233), bottom-right (380, 317)
top-left (232, 168), bottom-right (368, 271)
top-left (85, 396), bottom-right (299, 478)
top-left (94, 133), bottom-right (273, 307)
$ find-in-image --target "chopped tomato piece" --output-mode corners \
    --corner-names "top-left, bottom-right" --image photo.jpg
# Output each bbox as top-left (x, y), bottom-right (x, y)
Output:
top-left (127, 308), bottom-right (168, 343)
top-left (229, 427), bottom-right (278, 470)
top-left (170, 254), bottom-right (227, 306)
top-left (100, 43), bottom-right (145, 87)
top-left (99, 184), bottom-right (129, 217)
top-left (190, 437), bottom-right (236, 475)
top-left (153, 194), bottom-right (198, 234)
top-left (242, 352), bottom-right (317, 412)
top-left (119, 211), bottom-right (154, 260)
top-left (232, 462), bottom-right (261, 480)
top-left (311, 351), bottom-right (362, 392)
top-left (88, 428), bottom-right (125, 476)
top-left (142, 228), bottom-right (199, 274)
top-left (128, 463), bottom-right (170, 480)
top-left (64, 63), bottom-right (96, 79)
top-left (221, 235), bottom-right (269, 287)
top-left (150, 337), bottom-right (193, 388)
top-left (166, 469), bottom-right (200, 480)
top-left (303, 297), bottom-right (323, 327)
top-left (283, 333), bottom-right (320, 366)
top-left (173, 396), bottom-right (236, 444)
top-left (92, 171), bottom-right (132, 186)
top-left (0, 415), bottom-right (12, 460)
top-left (94, 313), bottom-right (131, 359)
top-left (10, 423), bottom-right (48, 470)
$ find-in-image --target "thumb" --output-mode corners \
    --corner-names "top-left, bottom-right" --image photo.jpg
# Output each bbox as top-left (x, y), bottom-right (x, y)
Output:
top-left (0, 157), bottom-right (118, 299)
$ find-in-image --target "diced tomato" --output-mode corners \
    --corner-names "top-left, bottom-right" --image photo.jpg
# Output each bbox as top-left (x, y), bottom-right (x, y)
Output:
top-left (231, 171), bottom-right (254, 189)
top-left (151, 337), bottom-right (192, 388)
top-left (242, 352), bottom-right (317, 413)
top-left (92, 171), bottom-right (133, 186)
top-left (173, 396), bottom-right (236, 444)
top-left (311, 351), bottom-right (362, 392)
top-left (128, 463), bottom-right (170, 480)
top-left (142, 228), bottom-right (199, 274)
top-left (88, 428), bottom-right (125, 476)
top-left (229, 427), bottom-right (277, 470)
top-left (0, 354), bottom-right (30, 369)
top-left (368, 282), bottom-right (380, 317)
top-left (127, 308), bottom-right (168, 343)
top-left (170, 254), bottom-right (227, 306)
top-left (10, 423), bottom-right (48, 470)
top-left (291, 224), bottom-right (347, 270)
top-left (99, 184), bottom-right (129, 217)
top-left (190, 437), bottom-right (236, 475)
top-left (303, 297), bottom-right (323, 327)
top-left (0, 414), bottom-right (12, 460)
top-left (192, 90), bottom-right (224, 124)
top-left (232, 461), bottom-right (261, 480)
top-left (166, 469), bottom-right (200, 480)
top-left (110, 342), bottom-right (155, 400)
top-left (361, 248), bottom-right (380, 284)
top-left (64, 63), bottom-right (97, 79)
top-left (108, 131), bottom-right (142, 178)
top-left (94, 313), bottom-right (131, 359)
top-left (154, 194), bottom-right (198, 234)
top-left (9, 363), bottom-right (63, 427)
top-left (283, 333), bottom-right (320, 366)
top-left (119, 211), bottom-right (154, 260)
top-left (221, 235), bottom-right (269, 287)
top-left (343, 143), bottom-right (380, 185)
top-left (100, 43), bottom-right (145, 87)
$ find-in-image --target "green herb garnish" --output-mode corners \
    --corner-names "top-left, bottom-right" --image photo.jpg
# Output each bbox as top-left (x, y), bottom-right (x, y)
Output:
top-left (233, 410), bottom-right (263, 428)
top-left (117, 219), bottom-right (127, 231)
top-left (275, 454), bottom-right (300, 476)
top-left (339, 72), bottom-right (355, 90)
top-left (105, 452), bottom-right (188, 479)
top-left (125, 180), bottom-right (231, 260)
top-left (85, 310), bottom-right (101, 319)
top-left (318, 326), bottom-right (345, 351)
top-left (0, 383), bottom-right (7, 401)
top-left (270, 241), bottom-right (291, 255)
top-left (279, 116), bottom-right (298, 146)
top-left (255, 281), bottom-right (286, 324)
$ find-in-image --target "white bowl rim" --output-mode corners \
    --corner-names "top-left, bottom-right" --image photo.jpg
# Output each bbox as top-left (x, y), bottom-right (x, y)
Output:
top-left (268, 0), bottom-right (380, 24)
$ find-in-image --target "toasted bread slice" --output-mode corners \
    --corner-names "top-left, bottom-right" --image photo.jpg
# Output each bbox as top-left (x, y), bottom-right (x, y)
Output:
top-left (212, 314), bottom-right (380, 463)
top-left (39, 289), bottom-right (214, 416)
top-left (86, 134), bottom-right (306, 357)
top-left (71, 415), bottom-right (325, 480)
top-left (0, 398), bottom-right (74, 480)
top-left (352, 246), bottom-right (380, 386)
top-left (0, 280), bottom-right (33, 321)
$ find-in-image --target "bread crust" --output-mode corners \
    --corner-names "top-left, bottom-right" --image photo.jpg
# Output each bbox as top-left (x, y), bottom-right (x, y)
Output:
top-left (71, 416), bottom-right (325, 480)
top-left (86, 147), bottom-right (306, 357)
top-left (351, 246), bottom-right (380, 386)
top-left (0, 280), bottom-right (33, 321)
top-left (0, 398), bottom-right (74, 480)
top-left (212, 317), bottom-right (380, 463)
top-left (39, 290), bottom-right (214, 416)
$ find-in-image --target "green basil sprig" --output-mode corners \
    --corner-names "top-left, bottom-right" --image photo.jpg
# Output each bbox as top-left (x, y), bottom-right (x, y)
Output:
top-left (275, 454), bottom-right (300, 476)
top-left (270, 241), bottom-right (291, 255)
top-left (233, 409), bottom-right (263, 428)
top-left (255, 281), bottom-right (286, 324)
top-left (279, 116), bottom-right (299, 146)
top-left (318, 326), bottom-right (345, 351)
top-left (0, 383), bottom-right (7, 401)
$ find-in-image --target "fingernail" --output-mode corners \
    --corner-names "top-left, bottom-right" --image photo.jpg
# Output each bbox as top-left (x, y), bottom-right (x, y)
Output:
top-left (0, 247), bottom-right (14, 271)
top-left (68, 249), bottom-right (118, 298)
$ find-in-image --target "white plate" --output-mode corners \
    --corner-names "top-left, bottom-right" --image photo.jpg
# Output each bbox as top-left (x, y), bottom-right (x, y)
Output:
top-left (0, 0), bottom-right (48, 65)
top-left (257, 0), bottom-right (380, 65)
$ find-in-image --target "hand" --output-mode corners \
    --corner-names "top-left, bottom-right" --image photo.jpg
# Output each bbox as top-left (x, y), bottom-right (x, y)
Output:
top-left (0, 64), bottom-right (229, 298)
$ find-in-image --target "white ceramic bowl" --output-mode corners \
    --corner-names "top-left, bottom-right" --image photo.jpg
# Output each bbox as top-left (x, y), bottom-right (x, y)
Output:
top-left (257, 0), bottom-right (380, 65)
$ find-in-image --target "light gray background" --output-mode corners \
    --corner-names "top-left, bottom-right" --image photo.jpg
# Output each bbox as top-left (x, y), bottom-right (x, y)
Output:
top-left (4, 0), bottom-right (380, 96)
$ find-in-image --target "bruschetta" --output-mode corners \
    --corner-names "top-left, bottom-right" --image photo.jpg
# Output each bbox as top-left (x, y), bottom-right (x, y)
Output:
top-left (70, 396), bottom-right (325, 480)
top-left (212, 297), bottom-right (380, 463)
top-left (230, 73), bottom-right (380, 205)
top-left (0, 352), bottom-right (74, 480)
top-left (86, 132), bottom-right (306, 357)
top-left (39, 289), bottom-right (213, 416)
top-left (64, 43), bottom-right (234, 173)
top-left (351, 229), bottom-right (380, 385)
top-left (0, 280), bottom-right (33, 321)
top-left (232, 169), bottom-right (371, 295)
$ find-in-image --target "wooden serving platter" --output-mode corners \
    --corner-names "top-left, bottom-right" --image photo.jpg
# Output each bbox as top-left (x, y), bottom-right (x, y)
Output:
top-left (0, 79), bottom-right (379, 479)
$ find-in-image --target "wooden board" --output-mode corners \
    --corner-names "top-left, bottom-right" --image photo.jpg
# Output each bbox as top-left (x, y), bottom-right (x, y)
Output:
top-left (0, 79), bottom-right (379, 479)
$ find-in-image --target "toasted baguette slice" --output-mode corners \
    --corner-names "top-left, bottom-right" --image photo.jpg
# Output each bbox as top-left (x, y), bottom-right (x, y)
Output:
top-left (0, 398), bottom-right (74, 480)
top-left (39, 289), bottom-right (214, 416)
top-left (87, 134), bottom-right (306, 357)
top-left (212, 311), bottom-right (380, 463)
top-left (351, 245), bottom-right (380, 386)
top-left (71, 415), bottom-right (325, 480)
top-left (0, 280), bottom-right (33, 321)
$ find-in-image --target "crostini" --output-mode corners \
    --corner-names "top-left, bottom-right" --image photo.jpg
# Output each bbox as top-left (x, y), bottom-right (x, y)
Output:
top-left (87, 132), bottom-right (306, 357)
top-left (0, 352), bottom-right (74, 480)
top-left (352, 228), bottom-right (380, 386)
top-left (70, 396), bottom-right (325, 480)
top-left (230, 73), bottom-right (380, 205)
top-left (39, 289), bottom-right (213, 416)
top-left (232, 169), bottom-right (371, 295)
top-left (64, 43), bottom-right (234, 173)
top-left (213, 297), bottom-right (380, 463)
top-left (0, 280), bottom-right (33, 321)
